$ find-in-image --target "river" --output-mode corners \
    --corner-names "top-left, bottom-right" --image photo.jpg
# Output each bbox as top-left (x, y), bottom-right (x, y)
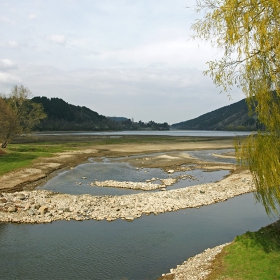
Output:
top-left (0, 146), bottom-right (275, 280)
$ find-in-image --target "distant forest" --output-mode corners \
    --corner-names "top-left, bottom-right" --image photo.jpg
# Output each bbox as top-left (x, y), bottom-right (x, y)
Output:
top-left (32, 97), bottom-right (169, 131)
top-left (172, 98), bottom-right (263, 131)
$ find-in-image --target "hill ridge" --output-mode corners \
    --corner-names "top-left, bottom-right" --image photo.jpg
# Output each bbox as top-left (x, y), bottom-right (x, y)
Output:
top-left (172, 98), bottom-right (261, 131)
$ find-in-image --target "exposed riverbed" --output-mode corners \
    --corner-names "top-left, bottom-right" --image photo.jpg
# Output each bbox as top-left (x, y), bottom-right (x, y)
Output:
top-left (0, 145), bottom-right (273, 279)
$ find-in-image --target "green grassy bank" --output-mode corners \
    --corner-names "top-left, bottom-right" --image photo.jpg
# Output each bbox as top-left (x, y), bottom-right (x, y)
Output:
top-left (0, 143), bottom-right (74, 176)
top-left (208, 220), bottom-right (280, 280)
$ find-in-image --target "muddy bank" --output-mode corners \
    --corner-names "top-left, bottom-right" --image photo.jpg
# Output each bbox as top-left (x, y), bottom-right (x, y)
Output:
top-left (0, 136), bottom-right (236, 193)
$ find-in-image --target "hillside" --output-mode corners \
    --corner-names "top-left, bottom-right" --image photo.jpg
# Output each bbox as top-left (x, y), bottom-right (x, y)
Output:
top-left (32, 96), bottom-right (169, 131)
top-left (172, 98), bottom-right (262, 131)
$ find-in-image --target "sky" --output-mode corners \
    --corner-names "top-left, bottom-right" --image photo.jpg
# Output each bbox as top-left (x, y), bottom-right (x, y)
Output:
top-left (0, 0), bottom-right (244, 124)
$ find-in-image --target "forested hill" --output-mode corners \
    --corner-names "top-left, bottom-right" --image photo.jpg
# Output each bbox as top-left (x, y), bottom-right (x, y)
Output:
top-left (32, 96), bottom-right (169, 131)
top-left (172, 98), bottom-right (262, 131)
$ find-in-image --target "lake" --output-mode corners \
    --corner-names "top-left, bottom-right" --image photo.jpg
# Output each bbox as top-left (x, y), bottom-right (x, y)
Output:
top-left (35, 129), bottom-right (254, 137)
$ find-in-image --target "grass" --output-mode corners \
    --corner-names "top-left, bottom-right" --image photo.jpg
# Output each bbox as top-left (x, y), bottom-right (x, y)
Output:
top-left (0, 143), bottom-right (75, 176)
top-left (0, 135), bottom-right (193, 176)
top-left (208, 220), bottom-right (280, 280)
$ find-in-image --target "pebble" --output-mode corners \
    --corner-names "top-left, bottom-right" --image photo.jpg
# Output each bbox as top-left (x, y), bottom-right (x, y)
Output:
top-left (161, 243), bottom-right (230, 280)
top-left (0, 171), bottom-right (254, 224)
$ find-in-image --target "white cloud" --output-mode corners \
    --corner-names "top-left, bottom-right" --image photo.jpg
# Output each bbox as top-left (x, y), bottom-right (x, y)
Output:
top-left (0, 59), bottom-right (18, 70)
top-left (8, 40), bottom-right (19, 48)
top-left (28, 14), bottom-right (37, 19)
top-left (85, 39), bottom-right (220, 70)
top-left (47, 35), bottom-right (67, 45)
top-left (0, 15), bottom-right (16, 25)
top-left (0, 0), bottom-right (245, 123)
top-left (0, 72), bottom-right (21, 83)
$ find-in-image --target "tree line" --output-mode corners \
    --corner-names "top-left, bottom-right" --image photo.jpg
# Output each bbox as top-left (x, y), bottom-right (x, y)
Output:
top-left (31, 96), bottom-right (169, 132)
top-left (0, 86), bottom-right (169, 148)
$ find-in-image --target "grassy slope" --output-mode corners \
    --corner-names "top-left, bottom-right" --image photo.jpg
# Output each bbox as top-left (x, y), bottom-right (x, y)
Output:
top-left (208, 220), bottom-right (280, 280)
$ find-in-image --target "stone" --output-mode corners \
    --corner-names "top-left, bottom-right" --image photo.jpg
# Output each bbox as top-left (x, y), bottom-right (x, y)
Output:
top-left (168, 170), bottom-right (174, 174)
top-left (27, 209), bottom-right (35, 215)
top-left (0, 198), bottom-right (7, 203)
top-left (17, 194), bottom-right (26, 200)
top-left (34, 203), bottom-right (40, 210)
top-left (82, 177), bottom-right (87, 179)
top-left (38, 205), bottom-right (48, 214)
top-left (8, 206), bottom-right (17, 212)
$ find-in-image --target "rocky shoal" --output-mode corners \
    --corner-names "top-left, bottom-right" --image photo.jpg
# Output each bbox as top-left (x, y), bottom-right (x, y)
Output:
top-left (90, 177), bottom-right (180, 190)
top-left (159, 243), bottom-right (230, 280)
top-left (0, 170), bottom-right (255, 224)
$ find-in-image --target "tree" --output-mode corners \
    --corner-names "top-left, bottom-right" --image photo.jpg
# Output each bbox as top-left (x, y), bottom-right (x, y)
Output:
top-left (0, 85), bottom-right (46, 148)
top-left (192, 0), bottom-right (280, 215)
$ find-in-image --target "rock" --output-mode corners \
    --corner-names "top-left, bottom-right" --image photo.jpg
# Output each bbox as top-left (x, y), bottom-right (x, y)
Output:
top-left (8, 206), bottom-right (17, 213)
top-left (0, 198), bottom-right (7, 203)
top-left (34, 203), bottom-right (40, 210)
top-left (24, 203), bottom-right (31, 210)
top-left (38, 205), bottom-right (48, 214)
top-left (200, 190), bottom-right (205, 194)
top-left (168, 170), bottom-right (174, 174)
top-left (17, 194), bottom-right (26, 200)
top-left (82, 177), bottom-right (87, 179)
top-left (27, 209), bottom-right (35, 216)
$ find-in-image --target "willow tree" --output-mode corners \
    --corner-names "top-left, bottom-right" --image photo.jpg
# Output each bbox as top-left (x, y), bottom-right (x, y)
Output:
top-left (0, 85), bottom-right (46, 148)
top-left (192, 0), bottom-right (280, 215)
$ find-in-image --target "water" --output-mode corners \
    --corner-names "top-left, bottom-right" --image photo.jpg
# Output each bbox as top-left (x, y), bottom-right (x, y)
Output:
top-left (187, 148), bottom-right (237, 164)
top-left (35, 130), bottom-right (253, 137)
top-left (37, 160), bottom-right (230, 196)
top-left (0, 194), bottom-right (275, 280)
top-left (1, 149), bottom-right (273, 279)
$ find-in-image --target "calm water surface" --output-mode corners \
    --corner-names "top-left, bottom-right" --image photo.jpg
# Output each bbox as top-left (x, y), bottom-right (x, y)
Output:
top-left (37, 160), bottom-right (230, 196)
top-left (35, 130), bottom-right (253, 137)
top-left (0, 194), bottom-right (275, 280)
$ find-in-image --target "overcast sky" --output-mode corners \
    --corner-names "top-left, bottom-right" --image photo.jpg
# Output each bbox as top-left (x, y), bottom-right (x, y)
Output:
top-left (0, 0), bottom-right (244, 124)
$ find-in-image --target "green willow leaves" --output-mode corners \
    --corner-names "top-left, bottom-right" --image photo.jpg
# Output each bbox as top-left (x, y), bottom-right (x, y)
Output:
top-left (192, 0), bottom-right (280, 215)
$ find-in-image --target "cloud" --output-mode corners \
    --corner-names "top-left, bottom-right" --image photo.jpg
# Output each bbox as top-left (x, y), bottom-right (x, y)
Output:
top-left (0, 16), bottom-right (16, 25)
top-left (47, 35), bottom-right (67, 45)
top-left (0, 72), bottom-right (21, 83)
top-left (28, 14), bottom-right (37, 19)
top-left (85, 39), bottom-right (220, 70)
top-left (8, 40), bottom-right (19, 48)
top-left (0, 59), bottom-right (18, 70)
